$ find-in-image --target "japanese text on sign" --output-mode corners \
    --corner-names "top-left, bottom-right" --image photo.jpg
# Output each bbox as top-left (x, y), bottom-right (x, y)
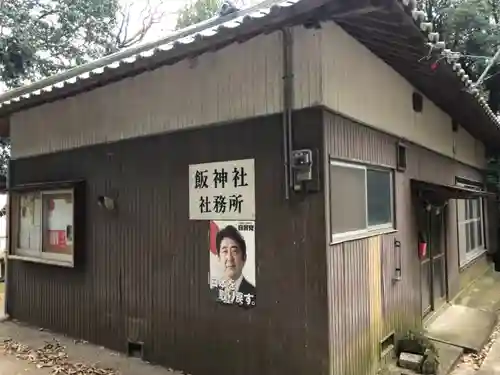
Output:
top-left (189, 159), bottom-right (255, 220)
top-left (210, 278), bottom-right (256, 307)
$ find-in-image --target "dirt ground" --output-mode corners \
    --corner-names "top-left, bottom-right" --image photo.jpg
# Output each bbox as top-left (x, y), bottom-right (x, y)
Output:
top-left (0, 280), bottom-right (185, 375)
top-left (0, 320), bottom-right (183, 375)
top-left (450, 267), bottom-right (500, 374)
top-left (0, 350), bottom-right (52, 375)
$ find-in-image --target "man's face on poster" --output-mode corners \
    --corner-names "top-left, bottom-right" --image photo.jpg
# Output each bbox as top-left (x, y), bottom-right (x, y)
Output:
top-left (219, 237), bottom-right (245, 281)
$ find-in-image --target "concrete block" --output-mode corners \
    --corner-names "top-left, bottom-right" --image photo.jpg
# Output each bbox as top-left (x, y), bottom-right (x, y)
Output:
top-left (398, 352), bottom-right (424, 372)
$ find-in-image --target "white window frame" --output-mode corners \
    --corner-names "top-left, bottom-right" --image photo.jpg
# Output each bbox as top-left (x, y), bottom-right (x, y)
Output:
top-left (456, 180), bottom-right (486, 268)
top-left (330, 160), bottom-right (395, 243)
top-left (11, 188), bottom-right (75, 267)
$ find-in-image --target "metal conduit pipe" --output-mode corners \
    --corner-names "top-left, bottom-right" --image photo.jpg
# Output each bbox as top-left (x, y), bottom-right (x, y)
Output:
top-left (281, 27), bottom-right (294, 200)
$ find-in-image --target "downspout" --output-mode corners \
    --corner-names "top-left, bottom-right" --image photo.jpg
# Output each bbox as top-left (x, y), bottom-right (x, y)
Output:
top-left (282, 27), bottom-right (294, 200)
top-left (2, 154), bottom-right (11, 322)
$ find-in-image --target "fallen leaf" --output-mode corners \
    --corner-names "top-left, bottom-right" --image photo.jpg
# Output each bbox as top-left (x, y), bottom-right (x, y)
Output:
top-left (2, 339), bottom-right (120, 375)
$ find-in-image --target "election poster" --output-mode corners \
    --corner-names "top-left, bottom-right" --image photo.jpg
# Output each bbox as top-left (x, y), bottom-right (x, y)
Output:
top-left (209, 220), bottom-right (256, 308)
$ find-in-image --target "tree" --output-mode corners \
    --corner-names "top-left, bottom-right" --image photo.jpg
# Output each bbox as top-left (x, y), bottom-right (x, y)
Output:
top-left (176, 0), bottom-right (256, 30)
top-left (420, 0), bottom-right (500, 193)
top-left (0, 0), bottom-right (119, 87)
top-left (418, 0), bottom-right (500, 110)
top-left (176, 0), bottom-right (223, 30)
top-left (0, 0), bottom-right (166, 177)
top-left (111, 0), bottom-right (167, 52)
top-left (0, 0), bottom-right (167, 88)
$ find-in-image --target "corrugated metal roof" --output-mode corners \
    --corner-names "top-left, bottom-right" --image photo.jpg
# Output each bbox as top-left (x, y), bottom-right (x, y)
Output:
top-left (0, 0), bottom-right (301, 109)
top-left (0, 0), bottom-right (499, 133)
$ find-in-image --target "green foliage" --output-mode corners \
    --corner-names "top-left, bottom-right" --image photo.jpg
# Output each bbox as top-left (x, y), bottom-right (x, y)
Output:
top-left (419, 0), bottom-right (500, 79)
top-left (397, 330), bottom-right (440, 374)
top-left (0, 0), bottom-right (120, 88)
top-left (420, 0), bottom-right (500, 188)
top-left (421, 347), bottom-right (440, 374)
top-left (0, 138), bottom-right (10, 177)
top-left (487, 153), bottom-right (500, 193)
top-left (175, 0), bottom-right (224, 30)
top-left (0, 0), bottom-right (156, 176)
top-left (398, 329), bottom-right (437, 354)
top-left (175, 0), bottom-right (256, 30)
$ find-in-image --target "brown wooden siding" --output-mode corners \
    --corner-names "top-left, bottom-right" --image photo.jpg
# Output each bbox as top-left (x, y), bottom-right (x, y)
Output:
top-left (10, 32), bottom-right (285, 159)
top-left (7, 109), bottom-right (330, 375)
top-left (319, 22), bottom-right (485, 169)
top-left (11, 22), bottom-right (485, 171)
top-left (323, 110), bottom-right (487, 375)
top-left (328, 236), bottom-right (385, 375)
top-left (324, 114), bottom-right (397, 168)
top-left (10, 26), bottom-right (323, 161)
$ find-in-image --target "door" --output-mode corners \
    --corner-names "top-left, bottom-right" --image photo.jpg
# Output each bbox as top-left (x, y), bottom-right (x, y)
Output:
top-left (420, 206), bottom-right (447, 316)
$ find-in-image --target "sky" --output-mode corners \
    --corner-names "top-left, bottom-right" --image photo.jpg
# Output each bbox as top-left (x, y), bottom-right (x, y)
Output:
top-left (0, 1), bottom-right (187, 94)
top-left (0, 0), bottom-right (257, 94)
top-left (122, 0), bottom-right (187, 43)
top-left (124, 0), bottom-right (260, 43)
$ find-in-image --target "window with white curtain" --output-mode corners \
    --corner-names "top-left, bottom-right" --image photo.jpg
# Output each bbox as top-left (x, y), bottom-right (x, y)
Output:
top-left (456, 182), bottom-right (486, 266)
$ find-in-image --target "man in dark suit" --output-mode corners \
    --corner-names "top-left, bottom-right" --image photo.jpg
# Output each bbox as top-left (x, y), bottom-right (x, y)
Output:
top-left (213, 225), bottom-right (256, 307)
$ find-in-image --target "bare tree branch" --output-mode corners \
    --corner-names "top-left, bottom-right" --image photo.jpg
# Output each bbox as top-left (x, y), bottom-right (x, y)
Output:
top-left (114, 0), bottom-right (167, 50)
top-left (35, 9), bottom-right (58, 23)
top-left (115, 3), bottom-right (131, 46)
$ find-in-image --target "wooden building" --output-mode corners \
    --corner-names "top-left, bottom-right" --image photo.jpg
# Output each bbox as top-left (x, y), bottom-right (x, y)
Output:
top-left (0, 0), bottom-right (498, 374)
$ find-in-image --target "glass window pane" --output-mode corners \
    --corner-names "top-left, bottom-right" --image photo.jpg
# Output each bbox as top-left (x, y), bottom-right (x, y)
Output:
top-left (464, 222), bottom-right (469, 252)
top-left (467, 200), bottom-right (474, 219)
top-left (421, 261), bottom-right (431, 314)
top-left (476, 220), bottom-right (483, 248)
top-left (458, 221), bottom-right (467, 262)
top-left (18, 193), bottom-right (42, 251)
top-left (471, 221), bottom-right (477, 250)
top-left (457, 200), bottom-right (466, 222)
top-left (433, 258), bottom-right (445, 300)
top-left (330, 164), bottom-right (367, 234)
top-left (42, 193), bottom-right (74, 255)
top-left (467, 222), bottom-right (476, 252)
top-left (367, 169), bottom-right (392, 226)
top-left (473, 199), bottom-right (480, 219)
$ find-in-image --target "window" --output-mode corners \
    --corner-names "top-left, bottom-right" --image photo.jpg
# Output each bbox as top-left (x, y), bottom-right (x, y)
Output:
top-left (13, 187), bottom-right (76, 267)
top-left (457, 196), bottom-right (485, 266)
top-left (329, 161), bottom-right (394, 241)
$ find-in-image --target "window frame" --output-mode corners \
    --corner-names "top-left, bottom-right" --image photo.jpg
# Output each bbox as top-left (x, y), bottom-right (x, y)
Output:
top-left (329, 160), bottom-right (395, 243)
top-left (455, 178), bottom-right (487, 268)
top-left (9, 180), bottom-right (84, 268)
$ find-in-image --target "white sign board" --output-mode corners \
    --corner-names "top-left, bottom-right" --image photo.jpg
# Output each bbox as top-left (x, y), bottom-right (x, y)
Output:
top-left (189, 159), bottom-right (255, 220)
